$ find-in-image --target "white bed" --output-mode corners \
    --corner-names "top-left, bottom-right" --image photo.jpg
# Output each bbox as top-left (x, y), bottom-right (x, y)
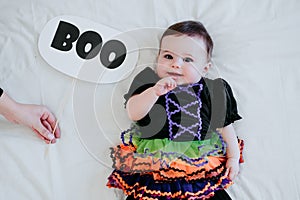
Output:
top-left (1, 0), bottom-right (300, 199)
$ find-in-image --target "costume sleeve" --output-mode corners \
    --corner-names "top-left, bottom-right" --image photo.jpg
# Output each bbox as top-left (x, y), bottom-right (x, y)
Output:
top-left (209, 78), bottom-right (242, 129)
top-left (222, 79), bottom-right (242, 127)
top-left (123, 67), bottom-right (159, 107)
top-left (0, 87), bottom-right (3, 97)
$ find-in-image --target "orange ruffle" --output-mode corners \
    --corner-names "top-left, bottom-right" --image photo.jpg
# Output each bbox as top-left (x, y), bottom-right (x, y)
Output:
top-left (111, 139), bottom-right (244, 182)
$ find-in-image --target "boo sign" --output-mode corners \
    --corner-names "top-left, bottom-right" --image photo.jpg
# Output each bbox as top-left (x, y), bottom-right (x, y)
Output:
top-left (38, 16), bottom-right (138, 83)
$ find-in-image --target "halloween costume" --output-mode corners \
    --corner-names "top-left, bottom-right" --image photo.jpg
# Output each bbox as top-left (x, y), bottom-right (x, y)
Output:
top-left (107, 67), bottom-right (244, 200)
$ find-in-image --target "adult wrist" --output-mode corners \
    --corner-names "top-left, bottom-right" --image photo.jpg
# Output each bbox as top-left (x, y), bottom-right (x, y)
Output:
top-left (0, 92), bottom-right (19, 121)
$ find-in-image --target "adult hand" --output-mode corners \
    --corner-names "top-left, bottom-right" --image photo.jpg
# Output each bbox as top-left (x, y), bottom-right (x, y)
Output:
top-left (0, 92), bottom-right (60, 144)
top-left (15, 103), bottom-right (61, 144)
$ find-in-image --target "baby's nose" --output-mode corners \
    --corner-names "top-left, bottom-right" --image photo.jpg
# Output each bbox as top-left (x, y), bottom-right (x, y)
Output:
top-left (171, 58), bottom-right (183, 68)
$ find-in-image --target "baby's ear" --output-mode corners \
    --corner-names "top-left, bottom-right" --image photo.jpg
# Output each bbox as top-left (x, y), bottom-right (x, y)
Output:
top-left (203, 62), bottom-right (212, 73)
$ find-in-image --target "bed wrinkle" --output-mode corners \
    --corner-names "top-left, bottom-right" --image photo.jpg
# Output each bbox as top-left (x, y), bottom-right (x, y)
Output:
top-left (0, 139), bottom-right (51, 199)
top-left (30, 0), bottom-right (38, 33)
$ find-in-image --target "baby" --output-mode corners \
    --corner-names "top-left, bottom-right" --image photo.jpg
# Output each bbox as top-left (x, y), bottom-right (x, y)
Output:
top-left (107, 20), bottom-right (244, 200)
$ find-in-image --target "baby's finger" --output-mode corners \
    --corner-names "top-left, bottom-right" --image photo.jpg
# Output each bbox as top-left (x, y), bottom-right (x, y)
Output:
top-left (168, 78), bottom-right (177, 88)
top-left (166, 78), bottom-right (172, 87)
top-left (229, 172), bottom-right (237, 180)
top-left (171, 79), bottom-right (177, 88)
top-left (228, 169), bottom-right (238, 180)
top-left (225, 168), bottom-right (229, 177)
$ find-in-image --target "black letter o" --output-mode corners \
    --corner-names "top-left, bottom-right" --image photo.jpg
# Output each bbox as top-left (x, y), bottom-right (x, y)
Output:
top-left (76, 31), bottom-right (102, 59)
top-left (100, 40), bottom-right (126, 69)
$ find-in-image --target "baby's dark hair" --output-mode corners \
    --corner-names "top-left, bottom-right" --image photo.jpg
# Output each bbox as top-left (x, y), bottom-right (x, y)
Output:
top-left (160, 21), bottom-right (213, 60)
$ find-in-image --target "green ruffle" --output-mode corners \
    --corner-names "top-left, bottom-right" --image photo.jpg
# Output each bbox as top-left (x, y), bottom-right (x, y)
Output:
top-left (126, 131), bottom-right (225, 159)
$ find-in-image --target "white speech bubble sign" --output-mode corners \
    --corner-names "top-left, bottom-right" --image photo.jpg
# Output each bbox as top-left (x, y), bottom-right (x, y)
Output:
top-left (38, 15), bottom-right (138, 84)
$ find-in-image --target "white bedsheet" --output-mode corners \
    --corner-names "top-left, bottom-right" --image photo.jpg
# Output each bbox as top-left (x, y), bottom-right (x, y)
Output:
top-left (1, 0), bottom-right (300, 199)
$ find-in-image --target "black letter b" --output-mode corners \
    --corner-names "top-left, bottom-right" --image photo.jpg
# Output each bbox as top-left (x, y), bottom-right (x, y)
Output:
top-left (51, 21), bottom-right (80, 51)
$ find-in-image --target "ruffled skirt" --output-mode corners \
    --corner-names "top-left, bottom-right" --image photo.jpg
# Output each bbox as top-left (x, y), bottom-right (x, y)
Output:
top-left (107, 128), bottom-right (244, 200)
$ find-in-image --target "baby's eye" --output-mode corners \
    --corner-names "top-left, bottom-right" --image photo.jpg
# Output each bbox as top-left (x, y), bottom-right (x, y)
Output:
top-left (183, 57), bottom-right (193, 62)
top-left (164, 54), bottom-right (173, 59)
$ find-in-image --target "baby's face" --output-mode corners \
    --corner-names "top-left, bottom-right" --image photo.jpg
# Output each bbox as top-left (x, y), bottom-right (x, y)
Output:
top-left (156, 35), bottom-right (210, 85)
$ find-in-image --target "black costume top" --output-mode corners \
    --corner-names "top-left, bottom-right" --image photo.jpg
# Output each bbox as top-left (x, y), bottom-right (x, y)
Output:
top-left (124, 67), bottom-right (242, 141)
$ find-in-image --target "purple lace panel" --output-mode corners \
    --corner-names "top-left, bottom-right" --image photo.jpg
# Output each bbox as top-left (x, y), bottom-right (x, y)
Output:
top-left (165, 83), bottom-right (203, 140)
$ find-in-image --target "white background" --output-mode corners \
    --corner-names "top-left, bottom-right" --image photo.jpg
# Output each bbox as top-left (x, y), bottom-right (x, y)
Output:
top-left (1, 0), bottom-right (300, 199)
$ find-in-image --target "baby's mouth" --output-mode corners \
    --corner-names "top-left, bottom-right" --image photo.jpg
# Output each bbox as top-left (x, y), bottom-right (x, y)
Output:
top-left (167, 72), bottom-right (183, 78)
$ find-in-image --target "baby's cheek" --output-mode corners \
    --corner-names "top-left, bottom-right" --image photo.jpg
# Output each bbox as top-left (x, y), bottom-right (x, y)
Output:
top-left (189, 71), bottom-right (202, 82)
top-left (156, 67), bottom-right (168, 78)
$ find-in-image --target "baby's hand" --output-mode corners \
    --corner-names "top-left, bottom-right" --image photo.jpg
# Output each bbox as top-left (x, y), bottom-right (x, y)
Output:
top-left (153, 77), bottom-right (177, 96)
top-left (225, 158), bottom-right (240, 181)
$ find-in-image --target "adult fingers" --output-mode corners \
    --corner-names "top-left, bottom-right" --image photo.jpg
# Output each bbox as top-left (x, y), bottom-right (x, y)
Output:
top-left (41, 109), bottom-right (61, 138)
top-left (33, 129), bottom-right (51, 144)
top-left (42, 120), bottom-right (52, 132)
top-left (42, 120), bottom-right (58, 144)
top-left (34, 120), bottom-right (55, 142)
